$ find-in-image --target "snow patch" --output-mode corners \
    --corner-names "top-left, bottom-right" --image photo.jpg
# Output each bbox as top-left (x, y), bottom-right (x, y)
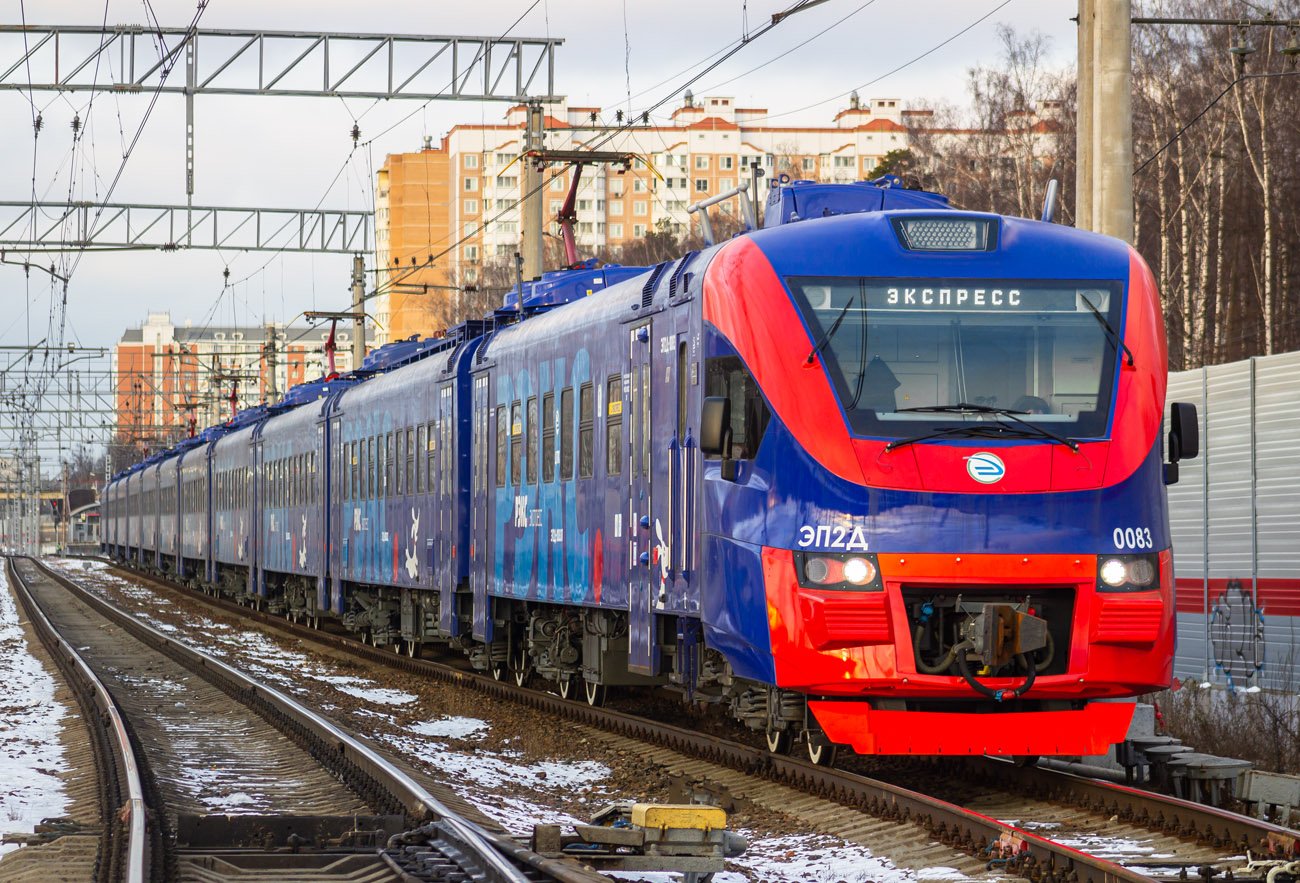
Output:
top-left (411, 716), bottom-right (488, 740)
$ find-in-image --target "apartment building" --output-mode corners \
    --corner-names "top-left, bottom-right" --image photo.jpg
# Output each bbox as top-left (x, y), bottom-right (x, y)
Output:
top-left (372, 92), bottom-right (916, 344)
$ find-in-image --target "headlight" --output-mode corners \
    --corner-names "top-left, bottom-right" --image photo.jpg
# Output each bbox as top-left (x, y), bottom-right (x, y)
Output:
top-left (1097, 554), bottom-right (1160, 592)
top-left (1099, 558), bottom-right (1129, 587)
top-left (843, 557), bottom-right (876, 585)
top-left (796, 552), bottom-right (882, 591)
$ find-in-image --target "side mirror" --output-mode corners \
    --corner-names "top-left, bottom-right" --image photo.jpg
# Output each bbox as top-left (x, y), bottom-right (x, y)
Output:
top-left (1168, 402), bottom-right (1199, 461)
top-left (700, 397), bottom-right (730, 457)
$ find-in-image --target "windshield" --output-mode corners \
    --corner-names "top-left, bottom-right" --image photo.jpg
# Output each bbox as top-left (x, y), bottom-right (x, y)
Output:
top-left (788, 277), bottom-right (1123, 439)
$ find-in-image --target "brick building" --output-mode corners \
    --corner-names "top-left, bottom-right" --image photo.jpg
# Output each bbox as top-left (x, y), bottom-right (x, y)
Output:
top-left (372, 93), bottom-right (921, 344)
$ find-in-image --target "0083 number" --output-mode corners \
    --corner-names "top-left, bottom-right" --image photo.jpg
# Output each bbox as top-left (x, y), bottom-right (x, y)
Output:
top-left (1112, 527), bottom-right (1153, 550)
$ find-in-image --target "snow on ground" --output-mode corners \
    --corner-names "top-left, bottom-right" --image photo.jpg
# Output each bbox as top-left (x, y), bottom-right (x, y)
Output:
top-left (0, 565), bottom-right (70, 857)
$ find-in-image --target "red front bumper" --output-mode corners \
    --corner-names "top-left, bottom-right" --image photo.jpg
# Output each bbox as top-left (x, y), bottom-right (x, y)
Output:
top-left (808, 699), bottom-right (1136, 756)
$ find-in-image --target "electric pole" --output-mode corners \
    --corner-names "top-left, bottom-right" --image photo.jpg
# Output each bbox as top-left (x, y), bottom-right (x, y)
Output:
top-left (520, 100), bottom-right (546, 281)
top-left (351, 254), bottom-right (367, 370)
top-left (1076, 0), bottom-right (1134, 242)
top-left (264, 323), bottom-right (279, 405)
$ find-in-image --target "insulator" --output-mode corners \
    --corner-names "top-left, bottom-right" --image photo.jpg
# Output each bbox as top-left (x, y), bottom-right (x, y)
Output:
top-left (71, 113), bottom-right (80, 133)
top-left (615, 109), bottom-right (624, 124)
top-left (350, 123), bottom-right (361, 143)
top-left (33, 114), bottom-right (42, 133)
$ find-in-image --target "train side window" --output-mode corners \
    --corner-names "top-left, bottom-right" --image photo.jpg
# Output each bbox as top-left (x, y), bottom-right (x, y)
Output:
top-left (606, 374), bottom-right (623, 476)
top-left (579, 382), bottom-right (594, 479)
top-left (496, 406), bottom-right (507, 488)
top-left (510, 401), bottom-right (523, 486)
top-left (703, 355), bottom-right (771, 460)
top-left (541, 392), bottom-right (555, 483)
top-left (560, 388), bottom-right (574, 480)
top-left (369, 437), bottom-right (375, 499)
top-left (387, 432), bottom-right (396, 498)
top-left (416, 425), bottom-right (426, 493)
top-left (526, 397), bottom-right (538, 484)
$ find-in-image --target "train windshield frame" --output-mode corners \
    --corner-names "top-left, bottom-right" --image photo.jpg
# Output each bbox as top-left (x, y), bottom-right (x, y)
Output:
top-left (786, 276), bottom-right (1125, 440)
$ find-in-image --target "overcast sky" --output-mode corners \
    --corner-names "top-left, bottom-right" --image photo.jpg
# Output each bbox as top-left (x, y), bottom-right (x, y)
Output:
top-left (1, 0), bottom-right (1078, 353)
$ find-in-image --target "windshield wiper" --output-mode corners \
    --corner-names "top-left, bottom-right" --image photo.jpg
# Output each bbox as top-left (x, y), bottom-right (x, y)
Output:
top-left (894, 403), bottom-right (1081, 452)
top-left (805, 295), bottom-right (854, 366)
top-left (1079, 296), bottom-right (1134, 367)
top-left (884, 422), bottom-right (1047, 452)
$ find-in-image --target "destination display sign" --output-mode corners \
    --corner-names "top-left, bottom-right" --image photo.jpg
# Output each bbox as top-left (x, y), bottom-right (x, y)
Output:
top-left (865, 282), bottom-right (1110, 314)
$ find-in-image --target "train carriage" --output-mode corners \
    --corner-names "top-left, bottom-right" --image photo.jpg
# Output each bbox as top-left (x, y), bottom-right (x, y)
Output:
top-left (253, 379), bottom-right (351, 621)
top-left (138, 458), bottom-right (161, 569)
top-left (177, 439), bottom-right (211, 583)
top-left (157, 451), bottom-right (181, 571)
top-left (210, 415), bottom-right (259, 594)
top-left (325, 332), bottom-right (479, 650)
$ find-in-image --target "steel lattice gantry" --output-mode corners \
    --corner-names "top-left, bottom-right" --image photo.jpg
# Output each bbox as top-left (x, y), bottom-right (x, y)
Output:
top-left (0, 201), bottom-right (372, 253)
top-left (0, 25), bottom-right (561, 101)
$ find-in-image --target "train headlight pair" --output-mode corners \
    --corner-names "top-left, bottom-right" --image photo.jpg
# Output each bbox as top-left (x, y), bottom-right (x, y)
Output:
top-left (1097, 554), bottom-right (1159, 591)
top-left (796, 552), bottom-right (882, 591)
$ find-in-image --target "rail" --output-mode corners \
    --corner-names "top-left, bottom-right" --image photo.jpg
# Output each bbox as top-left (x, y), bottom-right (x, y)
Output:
top-left (5, 557), bottom-right (150, 883)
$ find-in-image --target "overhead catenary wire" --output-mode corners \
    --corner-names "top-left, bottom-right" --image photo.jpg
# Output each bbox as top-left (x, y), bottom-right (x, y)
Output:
top-left (362, 0), bottom-right (831, 307)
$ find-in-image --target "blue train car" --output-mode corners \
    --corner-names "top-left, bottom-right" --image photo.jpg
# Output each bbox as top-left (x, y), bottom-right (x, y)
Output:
top-left (158, 451), bottom-right (180, 569)
top-left (254, 378), bottom-right (352, 621)
top-left (209, 411), bottom-right (261, 594)
top-left (177, 438), bottom-right (211, 584)
top-left (324, 330), bottom-right (481, 650)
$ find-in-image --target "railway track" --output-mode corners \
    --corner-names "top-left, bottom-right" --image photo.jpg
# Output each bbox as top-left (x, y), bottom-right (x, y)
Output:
top-left (5, 557), bottom-right (599, 883)
top-left (72, 557), bottom-right (1300, 883)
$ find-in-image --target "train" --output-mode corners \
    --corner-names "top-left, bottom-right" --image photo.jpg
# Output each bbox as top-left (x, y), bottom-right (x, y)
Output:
top-left (103, 175), bottom-right (1200, 761)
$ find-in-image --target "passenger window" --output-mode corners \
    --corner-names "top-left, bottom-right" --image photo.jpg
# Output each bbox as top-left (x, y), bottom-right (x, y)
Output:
top-left (541, 392), bottom-right (555, 483)
top-left (606, 375), bottom-right (623, 476)
top-left (704, 355), bottom-right (772, 460)
top-left (560, 388), bottom-right (574, 480)
top-left (526, 397), bottom-right (538, 485)
top-left (496, 407), bottom-right (507, 488)
top-left (579, 382), bottom-right (594, 479)
top-left (510, 401), bottom-right (523, 486)
top-left (416, 425), bottom-right (426, 493)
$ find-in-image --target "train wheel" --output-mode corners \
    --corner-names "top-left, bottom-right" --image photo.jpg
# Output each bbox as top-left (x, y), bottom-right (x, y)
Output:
top-left (765, 728), bottom-right (791, 755)
top-left (806, 737), bottom-right (837, 767)
top-left (584, 680), bottom-right (606, 707)
top-left (406, 640), bottom-right (420, 659)
top-left (557, 676), bottom-right (576, 700)
top-left (490, 662), bottom-right (505, 681)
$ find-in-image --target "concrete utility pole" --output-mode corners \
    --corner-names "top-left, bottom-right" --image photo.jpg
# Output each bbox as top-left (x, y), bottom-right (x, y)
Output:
top-left (1077, 0), bottom-right (1134, 242)
top-left (520, 100), bottom-right (546, 281)
top-left (351, 255), bottom-right (367, 370)
top-left (264, 323), bottom-right (279, 405)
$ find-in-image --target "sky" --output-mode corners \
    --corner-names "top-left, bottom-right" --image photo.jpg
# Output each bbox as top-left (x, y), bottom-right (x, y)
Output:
top-left (0, 0), bottom-right (1080, 354)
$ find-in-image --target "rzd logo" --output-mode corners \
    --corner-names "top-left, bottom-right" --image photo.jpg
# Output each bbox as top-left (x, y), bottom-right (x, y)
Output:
top-left (965, 452), bottom-right (1005, 484)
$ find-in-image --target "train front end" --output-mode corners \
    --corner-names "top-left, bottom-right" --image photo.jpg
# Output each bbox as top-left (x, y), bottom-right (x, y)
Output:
top-left (700, 192), bottom-right (1194, 756)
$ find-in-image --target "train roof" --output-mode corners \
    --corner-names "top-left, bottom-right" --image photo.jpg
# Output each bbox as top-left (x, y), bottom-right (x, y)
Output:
top-left (762, 175), bottom-right (949, 227)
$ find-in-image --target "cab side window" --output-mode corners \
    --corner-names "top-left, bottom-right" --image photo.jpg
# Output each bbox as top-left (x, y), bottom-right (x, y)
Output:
top-left (704, 356), bottom-right (771, 460)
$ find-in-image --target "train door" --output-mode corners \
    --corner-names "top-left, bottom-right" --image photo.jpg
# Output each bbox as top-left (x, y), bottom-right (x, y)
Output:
top-left (627, 320), bottom-right (656, 674)
top-left (471, 374), bottom-right (492, 641)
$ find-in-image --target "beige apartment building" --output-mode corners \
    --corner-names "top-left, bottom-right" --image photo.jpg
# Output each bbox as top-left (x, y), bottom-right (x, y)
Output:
top-left (372, 92), bottom-right (924, 344)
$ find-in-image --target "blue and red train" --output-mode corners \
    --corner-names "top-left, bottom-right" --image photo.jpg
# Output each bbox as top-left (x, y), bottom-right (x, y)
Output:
top-left (103, 176), bottom-right (1199, 760)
